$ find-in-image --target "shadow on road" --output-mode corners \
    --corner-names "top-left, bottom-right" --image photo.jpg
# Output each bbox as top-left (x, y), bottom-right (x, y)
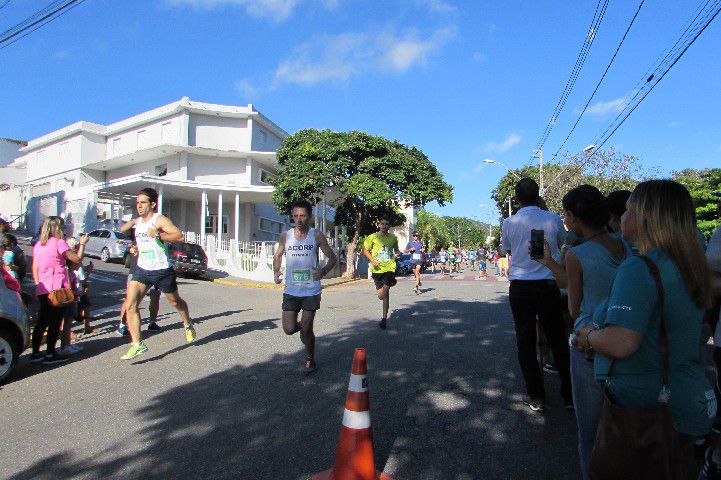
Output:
top-left (8, 296), bottom-right (580, 480)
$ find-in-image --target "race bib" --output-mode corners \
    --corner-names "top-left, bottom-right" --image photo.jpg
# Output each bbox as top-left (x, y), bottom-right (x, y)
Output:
top-left (376, 248), bottom-right (392, 262)
top-left (140, 249), bottom-right (158, 262)
top-left (412, 253), bottom-right (421, 261)
top-left (291, 268), bottom-right (312, 284)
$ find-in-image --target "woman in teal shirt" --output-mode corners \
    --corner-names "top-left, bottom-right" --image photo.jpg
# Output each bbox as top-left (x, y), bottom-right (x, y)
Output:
top-left (576, 180), bottom-right (715, 476)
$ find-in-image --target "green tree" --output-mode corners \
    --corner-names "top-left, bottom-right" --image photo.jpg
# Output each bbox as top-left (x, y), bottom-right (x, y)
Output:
top-left (491, 148), bottom-right (651, 217)
top-left (673, 168), bottom-right (721, 237)
top-left (272, 129), bottom-right (453, 277)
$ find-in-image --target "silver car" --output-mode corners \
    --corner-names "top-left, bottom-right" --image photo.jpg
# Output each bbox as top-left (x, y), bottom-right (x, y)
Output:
top-left (0, 283), bottom-right (30, 384)
top-left (84, 229), bottom-right (132, 263)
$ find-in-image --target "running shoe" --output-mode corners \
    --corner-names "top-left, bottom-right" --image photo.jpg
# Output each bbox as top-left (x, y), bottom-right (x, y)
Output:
top-left (185, 324), bottom-right (197, 343)
top-left (523, 398), bottom-right (546, 412)
top-left (700, 447), bottom-right (721, 480)
top-left (378, 318), bottom-right (387, 330)
top-left (69, 344), bottom-right (83, 354)
top-left (56, 346), bottom-right (75, 356)
top-left (43, 353), bottom-right (70, 364)
top-left (30, 352), bottom-right (44, 363)
top-left (120, 342), bottom-right (148, 360)
top-left (304, 357), bottom-right (317, 374)
top-left (543, 363), bottom-right (558, 374)
top-left (147, 322), bottom-right (161, 331)
top-left (116, 324), bottom-right (127, 336)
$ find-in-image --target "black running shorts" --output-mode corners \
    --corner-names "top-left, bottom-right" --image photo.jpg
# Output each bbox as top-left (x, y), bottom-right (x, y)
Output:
top-left (282, 294), bottom-right (322, 312)
top-left (372, 271), bottom-right (397, 289)
top-left (132, 267), bottom-right (178, 294)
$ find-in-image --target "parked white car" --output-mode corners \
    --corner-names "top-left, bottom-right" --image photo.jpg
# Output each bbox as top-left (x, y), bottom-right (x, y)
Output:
top-left (84, 229), bottom-right (132, 263)
top-left (0, 283), bottom-right (30, 384)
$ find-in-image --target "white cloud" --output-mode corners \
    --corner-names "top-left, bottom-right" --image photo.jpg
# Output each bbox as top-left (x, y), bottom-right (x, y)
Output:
top-left (234, 79), bottom-right (259, 99)
top-left (480, 133), bottom-right (521, 153)
top-left (667, 120), bottom-right (681, 128)
top-left (415, 0), bottom-right (457, 14)
top-left (582, 96), bottom-right (627, 116)
top-left (274, 27), bottom-right (456, 86)
top-left (165, 0), bottom-right (307, 22)
top-left (472, 51), bottom-right (486, 62)
top-left (53, 48), bottom-right (73, 59)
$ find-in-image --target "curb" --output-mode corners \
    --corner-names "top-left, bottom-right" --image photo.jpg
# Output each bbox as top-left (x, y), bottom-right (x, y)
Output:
top-left (211, 277), bottom-right (365, 290)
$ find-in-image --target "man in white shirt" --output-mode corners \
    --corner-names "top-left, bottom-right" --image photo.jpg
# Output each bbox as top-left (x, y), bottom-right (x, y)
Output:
top-left (501, 178), bottom-right (572, 412)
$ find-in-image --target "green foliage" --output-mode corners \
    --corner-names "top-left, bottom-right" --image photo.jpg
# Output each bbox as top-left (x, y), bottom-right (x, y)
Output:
top-left (272, 129), bottom-right (453, 239)
top-left (490, 148), bottom-right (652, 217)
top-left (673, 168), bottom-right (721, 237)
top-left (415, 210), bottom-right (490, 250)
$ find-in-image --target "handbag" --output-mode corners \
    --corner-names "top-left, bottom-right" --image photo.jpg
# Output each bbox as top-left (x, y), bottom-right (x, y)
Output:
top-left (588, 255), bottom-right (685, 480)
top-left (47, 238), bottom-right (75, 307)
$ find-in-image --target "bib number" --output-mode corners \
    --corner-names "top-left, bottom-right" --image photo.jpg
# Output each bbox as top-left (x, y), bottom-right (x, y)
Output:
top-left (412, 253), bottom-right (421, 261)
top-left (292, 269), bottom-right (312, 284)
top-left (376, 248), bottom-right (392, 262)
top-left (140, 249), bottom-right (158, 262)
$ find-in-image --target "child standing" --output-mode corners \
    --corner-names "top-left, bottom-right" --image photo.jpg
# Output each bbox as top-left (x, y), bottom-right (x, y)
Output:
top-left (2, 234), bottom-right (18, 279)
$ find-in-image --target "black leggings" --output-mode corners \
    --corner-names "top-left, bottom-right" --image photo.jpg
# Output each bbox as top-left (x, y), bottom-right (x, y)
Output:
top-left (32, 294), bottom-right (67, 356)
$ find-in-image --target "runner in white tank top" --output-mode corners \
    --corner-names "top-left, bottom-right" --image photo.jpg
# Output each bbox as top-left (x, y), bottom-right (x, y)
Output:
top-left (273, 200), bottom-right (337, 374)
top-left (118, 187), bottom-right (197, 361)
top-left (135, 212), bottom-right (170, 271)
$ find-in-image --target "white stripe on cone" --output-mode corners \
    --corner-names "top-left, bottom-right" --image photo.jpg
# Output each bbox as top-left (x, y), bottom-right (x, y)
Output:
top-left (348, 374), bottom-right (368, 393)
top-left (341, 408), bottom-right (371, 429)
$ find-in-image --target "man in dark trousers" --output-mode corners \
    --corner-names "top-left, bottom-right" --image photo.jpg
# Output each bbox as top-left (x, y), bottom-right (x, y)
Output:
top-left (501, 178), bottom-right (572, 412)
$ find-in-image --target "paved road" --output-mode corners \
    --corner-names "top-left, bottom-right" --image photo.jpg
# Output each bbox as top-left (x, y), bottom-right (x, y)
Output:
top-left (1, 260), bottom-right (580, 480)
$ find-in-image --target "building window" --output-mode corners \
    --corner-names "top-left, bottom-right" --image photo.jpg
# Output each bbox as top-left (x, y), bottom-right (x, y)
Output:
top-left (155, 163), bottom-right (168, 177)
top-left (59, 142), bottom-right (70, 161)
top-left (259, 217), bottom-right (284, 234)
top-left (258, 168), bottom-right (276, 185)
top-left (161, 122), bottom-right (172, 142)
top-left (205, 214), bottom-right (229, 234)
top-left (137, 130), bottom-right (147, 148)
top-left (112, 138), bottom-right (122, 155)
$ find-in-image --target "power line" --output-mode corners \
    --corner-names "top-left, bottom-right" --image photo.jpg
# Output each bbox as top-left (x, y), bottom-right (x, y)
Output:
top-left (548, 0), bottom-right (645, 164)
top-left (543, 0), bottom-right (721, 193)
top-left (528, 0), bottom-right (610, 165)
top-left (0, 0), bottom-right (84, 49)
top-left (0, 0), bottom-right (86, 50)
top-left (0, 1), bottom-right (12, 11)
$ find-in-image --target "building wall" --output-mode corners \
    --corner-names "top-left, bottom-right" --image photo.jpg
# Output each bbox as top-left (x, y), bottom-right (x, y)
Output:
top-left (189, 114), bottom-right (249, 151)
top-left (23, 134), bottom-right (83, 182)
top-left (105, 154), bottom-right (182, 181)
top-left (106, 113), bottom-right (184, 158)
top-left (0, 139), bottom-right (25, 167)
top-left (187, 154), bottom-right (249, 185)
top-left (80, 132), bottom-right (107, 166)
top-left (250, 119), bottom-right (283, 151)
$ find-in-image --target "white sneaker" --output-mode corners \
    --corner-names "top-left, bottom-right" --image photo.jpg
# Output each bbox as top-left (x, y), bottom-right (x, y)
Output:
top-left (69, 344), bottom-right (83, 354)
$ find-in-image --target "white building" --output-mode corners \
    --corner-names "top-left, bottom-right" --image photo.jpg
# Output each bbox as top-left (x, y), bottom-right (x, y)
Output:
top-left (9, 98), bottom-right (338, 281)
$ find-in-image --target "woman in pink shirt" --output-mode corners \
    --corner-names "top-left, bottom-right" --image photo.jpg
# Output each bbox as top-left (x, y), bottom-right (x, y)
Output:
top-left (31, 216), bottom-right (88, 364)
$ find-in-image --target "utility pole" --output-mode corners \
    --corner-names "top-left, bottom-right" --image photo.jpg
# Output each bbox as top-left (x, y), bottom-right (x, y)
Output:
top-left (539, 146), bottom-right (544, 194)
top-left (507, 196), bottom-right (512, 217)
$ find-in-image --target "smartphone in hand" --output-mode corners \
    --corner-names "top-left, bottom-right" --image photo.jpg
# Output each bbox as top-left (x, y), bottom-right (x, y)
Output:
top-left (530, 229), bottom-right (545, 259)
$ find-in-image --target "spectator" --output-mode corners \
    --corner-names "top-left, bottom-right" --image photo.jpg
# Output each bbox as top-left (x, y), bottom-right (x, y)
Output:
top-left (0, 241), bottom-right (20, 293)
top-left (58, 237), bottom-right (84, 357)
top-left (501, 177), bottom-right (572, 412)
top-left (576, 180), bottom-right (715, 478)
top-left (30, 217), bottom-right (88, 364)
top-left (605, 190), bottom-right (632, 235)
top-left (536, 185), bottom-right (633, 479)
top-left (2, 234), bottom-right (18, 280)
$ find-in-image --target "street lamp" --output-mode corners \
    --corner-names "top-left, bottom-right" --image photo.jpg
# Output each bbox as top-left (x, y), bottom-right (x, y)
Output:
top-left (483, 159), bottom-right (521, 180)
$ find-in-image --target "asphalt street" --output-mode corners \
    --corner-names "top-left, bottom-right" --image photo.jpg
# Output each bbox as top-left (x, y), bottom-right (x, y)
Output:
top-left (1, 260), bottom-right (580, 480)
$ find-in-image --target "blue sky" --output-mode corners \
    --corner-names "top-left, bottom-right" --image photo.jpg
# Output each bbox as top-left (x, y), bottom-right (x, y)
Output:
top-left (2, 0), bottom-right (720, 224)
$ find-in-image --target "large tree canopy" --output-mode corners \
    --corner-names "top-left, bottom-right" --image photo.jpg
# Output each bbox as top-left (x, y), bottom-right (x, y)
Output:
top-left (415, 210), bottom-right (491, 250)
top-left (272, 129), bottom-right (453, 277)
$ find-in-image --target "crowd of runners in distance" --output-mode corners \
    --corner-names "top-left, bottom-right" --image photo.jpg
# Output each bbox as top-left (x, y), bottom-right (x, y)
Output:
top-left (427, 244), bottom-right (509, 278)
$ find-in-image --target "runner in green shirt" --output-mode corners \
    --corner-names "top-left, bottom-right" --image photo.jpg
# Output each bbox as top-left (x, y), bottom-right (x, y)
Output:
top-left (363, 218), bottom-right (401, 330)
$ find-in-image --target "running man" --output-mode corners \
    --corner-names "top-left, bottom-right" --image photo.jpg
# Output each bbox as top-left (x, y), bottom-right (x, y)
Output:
top-left (363, 218), bottom-right (401, 330)
top-left (117, 243), bottom-right (162, 336)
top-left (119, 187), bottom-right (196, 360)
top-left (274, 199), bottom-right (337, 373)
top-left (438, 246), bottom-right (448, 275)
top-left (404, 232), bottom-right (425, 294)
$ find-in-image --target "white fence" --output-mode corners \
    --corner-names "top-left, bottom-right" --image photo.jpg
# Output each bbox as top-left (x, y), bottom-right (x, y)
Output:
top-left (183, 231), bottom-right (341, 282)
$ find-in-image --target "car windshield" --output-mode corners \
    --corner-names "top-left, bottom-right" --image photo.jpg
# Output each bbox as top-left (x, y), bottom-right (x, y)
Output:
top-left (114, 231), bottom-right (128, 240)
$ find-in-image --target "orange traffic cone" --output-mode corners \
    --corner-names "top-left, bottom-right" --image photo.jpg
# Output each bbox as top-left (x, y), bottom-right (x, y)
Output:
top-left (313, 348), bottom-right (393, 480)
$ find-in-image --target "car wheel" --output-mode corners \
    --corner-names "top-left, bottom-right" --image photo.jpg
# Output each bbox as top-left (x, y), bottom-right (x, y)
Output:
top-left (0, 327), bottom-right (20, 385)
top-left (101, 248), bottom-right (111, 263)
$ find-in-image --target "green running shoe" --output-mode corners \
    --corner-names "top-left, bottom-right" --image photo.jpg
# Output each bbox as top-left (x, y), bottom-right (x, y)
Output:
top-left (121, 342), bottom-right (148, 360)
top-left (185, 324), bottom-right (196, 343)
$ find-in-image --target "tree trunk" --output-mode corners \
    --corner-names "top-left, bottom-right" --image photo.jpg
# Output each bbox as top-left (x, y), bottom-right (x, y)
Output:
top-left (342, 212), bottom-right (363, 279)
